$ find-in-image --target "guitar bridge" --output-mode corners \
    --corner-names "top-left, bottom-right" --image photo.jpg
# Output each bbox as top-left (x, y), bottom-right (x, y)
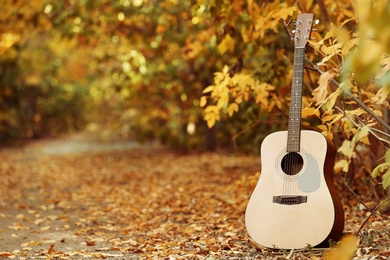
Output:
top-left (273, 195), bottom-right (307, 205)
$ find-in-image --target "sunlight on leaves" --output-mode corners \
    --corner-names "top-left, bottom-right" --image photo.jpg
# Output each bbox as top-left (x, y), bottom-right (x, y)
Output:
top-left (335, 159), bottom-right (350, 173)
top-left (338, 140), bottom-right (354, 160)
top-left (371, 149), bottom-right (390, 189)
top-left (313, 71), bottom-right (336, 106)
top-left (202, 65), bottom-right (279, 128)
top-left (301, 107), bottom-right (320, 119)
top-left (227, 103), bottom-right (239, 117)
top-left (218, 34), bottom-right (235, 54)
top-left (355, 125), bottom-right (370, 145)
top-left (320, 87), bottom-right (342, 112)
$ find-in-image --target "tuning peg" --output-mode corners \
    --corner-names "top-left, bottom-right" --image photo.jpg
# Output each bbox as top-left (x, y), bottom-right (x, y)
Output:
top-left (293, 20), bottom-right (302, 25)
top-left (308, 19), bottom-right (320, 25)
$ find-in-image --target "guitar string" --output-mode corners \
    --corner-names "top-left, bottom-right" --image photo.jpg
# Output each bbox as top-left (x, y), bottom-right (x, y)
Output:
top-left (285, 47), bottom-right (304, 196)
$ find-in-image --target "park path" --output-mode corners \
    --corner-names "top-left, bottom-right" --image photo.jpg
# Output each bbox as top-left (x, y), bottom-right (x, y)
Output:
top-left (0, 132), bottom-right (389, 259)
top-left (0, 132), bottom-right (262, 259)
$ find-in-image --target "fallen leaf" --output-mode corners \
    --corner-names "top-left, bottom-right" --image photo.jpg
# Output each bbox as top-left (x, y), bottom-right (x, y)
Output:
top-left (324, 234), bottom-right (360, 260)
top-left (86, 241), bottom-right (96, 246)
top-left (47, 244), bottom-right (56, 255)
top-left (0, 252), bottom-right (13, 257)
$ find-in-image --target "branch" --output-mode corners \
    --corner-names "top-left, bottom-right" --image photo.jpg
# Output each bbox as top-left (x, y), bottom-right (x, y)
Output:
top-left (316, 0), bottom-right (331, 30)
top-left (334, 105), bottom-right (390, 147)
top-left (282, 18), bottom-right (390, 133)
top-left (341, 178), bottom-right (390, 235)
top-left (356, 196), bottom-right (390, 234)
top-left (231, 119), bottom-right (287, 151)
top-left (304, 57), bottom-right (390, 134)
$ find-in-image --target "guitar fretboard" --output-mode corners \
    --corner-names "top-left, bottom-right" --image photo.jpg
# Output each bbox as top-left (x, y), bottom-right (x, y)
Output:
top-left (286, 47), bottom-right (305, 152)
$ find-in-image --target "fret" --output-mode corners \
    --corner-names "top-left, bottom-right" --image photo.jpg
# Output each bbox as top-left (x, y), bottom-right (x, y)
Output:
top-left (286, 47), bottom-right (305, 152)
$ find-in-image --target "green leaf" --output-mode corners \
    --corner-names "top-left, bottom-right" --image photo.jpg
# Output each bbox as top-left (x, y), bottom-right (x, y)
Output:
top-left (372, 164), bottom-right (385, 178)
top-left (371, 162), bottom-right (390, 178)
top-left (385, 149), bottom-right (390, 163)
top-left (337, 140), bottom-right (354, 159)
top-left (383, 169), bottom-right (390, 189)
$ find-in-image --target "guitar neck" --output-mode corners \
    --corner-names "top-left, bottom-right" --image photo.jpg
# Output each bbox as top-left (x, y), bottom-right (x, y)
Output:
top-left (286, 47), bottom-right (305, 152)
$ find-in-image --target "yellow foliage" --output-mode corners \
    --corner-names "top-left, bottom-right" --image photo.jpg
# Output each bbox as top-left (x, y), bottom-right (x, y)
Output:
top-left (312, 71), bottom-right (336, 106)
top-left (356, 125), bottom-right (371, 145)
top-left (204, 105), bottom-right (220, 128)
top-left (324, 234), bottom-right (359, 260)
top-left (217, 34), bottom-right (235, 54)
top-left (338, 126), bottom-right (370, 162)
top-left (202, 64), bottom-right (279, 127)
top-left (320, 87), bottom-right (342, 112)
top-left (373, 87), bottom-right (390, 104)
top-left (317, 124), bottom-right (334, 140)
top-left (322, 113), bottom-right (343, 125)
top-left (250, 0), bottom-right (297, 39)
top-left (200, 0), bottom-right (390, 183)
top-left (228, 103), bottom-right (239, 117)
top-left (338, 140), bottom-right (354, 160)
top-left (301, 107), bottom-right (320, 119)
top-left (335, 159), bottom-right (350, 173)
top-left (199, 96), bottom-right (207, 107)
top-left (254, 82), bottom-right (275, 109)
top-left (0, 33), bottom-right (20, 55)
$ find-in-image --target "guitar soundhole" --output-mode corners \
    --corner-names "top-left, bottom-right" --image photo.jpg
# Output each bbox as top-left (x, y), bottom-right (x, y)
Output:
top-left (281, 152), bottom-right (304, 176)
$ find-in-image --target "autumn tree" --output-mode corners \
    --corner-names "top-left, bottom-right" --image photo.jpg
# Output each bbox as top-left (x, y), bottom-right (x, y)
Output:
top-left (201, 0), bottom-right (390, 197)
top-left (0, 0), bottom-right (93, 141)
top-left (2, 0), bottom-right (390, 200)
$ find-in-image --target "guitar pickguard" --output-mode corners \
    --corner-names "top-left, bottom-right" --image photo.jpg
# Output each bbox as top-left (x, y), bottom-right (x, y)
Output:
top-left (276, 150), bottom-right (321, 193)
top-left (298, 153), bottom-right (321, 193)
top-left (245, 130), bottom-right (344, 249)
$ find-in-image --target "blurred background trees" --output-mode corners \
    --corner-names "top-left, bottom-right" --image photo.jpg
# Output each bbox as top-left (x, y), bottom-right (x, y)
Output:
top-left (1, 0), bottom-right (390, 196)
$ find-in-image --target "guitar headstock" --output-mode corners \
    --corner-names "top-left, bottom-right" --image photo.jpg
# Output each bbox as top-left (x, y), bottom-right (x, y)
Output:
top-left (293, 13), bottom-right (315, 48)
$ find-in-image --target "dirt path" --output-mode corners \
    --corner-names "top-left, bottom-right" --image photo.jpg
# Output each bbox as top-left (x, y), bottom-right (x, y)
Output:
top-left (0, 133), bottom-right (389, 259)
top-left (0, 133), bottom-right (261, 259)
top-left (0, 133), bottom-right (149, 258)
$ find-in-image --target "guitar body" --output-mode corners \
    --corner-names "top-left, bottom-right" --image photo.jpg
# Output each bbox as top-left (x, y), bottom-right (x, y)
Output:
top-left (245, 14), bottom-right (344, 249)
top-left (245, 130), bottom-right (344, 249)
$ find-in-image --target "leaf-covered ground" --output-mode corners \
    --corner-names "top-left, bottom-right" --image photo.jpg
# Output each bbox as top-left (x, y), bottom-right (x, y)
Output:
top-left (0, 134), bottom-right (389, 259)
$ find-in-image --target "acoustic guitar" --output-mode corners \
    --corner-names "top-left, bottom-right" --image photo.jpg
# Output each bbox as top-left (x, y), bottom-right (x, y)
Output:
top-left (245, 13), bottom-right (344, 249)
